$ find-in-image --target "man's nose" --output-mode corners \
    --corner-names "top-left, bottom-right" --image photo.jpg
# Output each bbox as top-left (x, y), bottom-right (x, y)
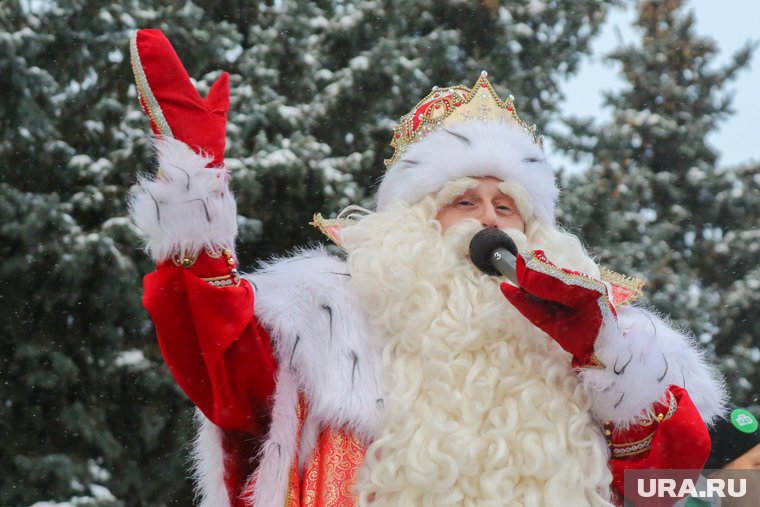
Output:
top-left (479, 204), bottom-right (498, 228)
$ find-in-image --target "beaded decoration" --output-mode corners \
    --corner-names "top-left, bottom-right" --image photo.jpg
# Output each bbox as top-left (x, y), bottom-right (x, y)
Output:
top-left (385, 71), bottom-right (542, 167)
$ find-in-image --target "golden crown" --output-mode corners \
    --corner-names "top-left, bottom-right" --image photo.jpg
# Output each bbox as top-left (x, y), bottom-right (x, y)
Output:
top-left (385, 71), bottom-right (542, 167)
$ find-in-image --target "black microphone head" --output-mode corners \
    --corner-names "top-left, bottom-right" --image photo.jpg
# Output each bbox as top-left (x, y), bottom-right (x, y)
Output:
top-left (468, 228), bottom-right (519, 276)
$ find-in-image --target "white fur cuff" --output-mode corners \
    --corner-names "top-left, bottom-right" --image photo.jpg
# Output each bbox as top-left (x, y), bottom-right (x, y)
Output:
top-left (129, 137), bottom-right (238, 262)
top-left (580, 306), bottom-right (727, 428)
top-left (190, 410), bottom-right (232, 507)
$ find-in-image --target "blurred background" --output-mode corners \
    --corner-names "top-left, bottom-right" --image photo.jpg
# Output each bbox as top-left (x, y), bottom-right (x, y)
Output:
top-left (1, 0), bottom-right (757, 505)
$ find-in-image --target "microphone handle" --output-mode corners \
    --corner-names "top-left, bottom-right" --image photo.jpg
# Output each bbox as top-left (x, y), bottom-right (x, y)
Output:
top-left (491, 248), bottom-right (518, 286)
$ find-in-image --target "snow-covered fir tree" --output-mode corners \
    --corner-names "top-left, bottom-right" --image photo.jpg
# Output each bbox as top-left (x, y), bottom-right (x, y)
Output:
top-left (218, 0), bottom-right (615, 259)
top-left (697, 162), bottom-right (760, 405)
top-left (556, 0), bottom-right (757, 405)
top-left (2, 0), bottom-right (615, 504)
top-left (0, 2), bottom-right (250, 505)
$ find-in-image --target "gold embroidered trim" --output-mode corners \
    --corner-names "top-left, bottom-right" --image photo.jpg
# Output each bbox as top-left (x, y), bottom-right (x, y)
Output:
top-left (582, 354), bottom-right (607, 370)
top-left (130, 33), bottom-right (173, 138)
top-left (204, 246), bottom-right (223, 259)
top-left (385, 71), bottom-right (542, 167)
top-left (609, 390), bottom-right (678, 458)
top-left (660, 389), bottom-right (678, 422)
top-left (640, 389), bottom-right (678, 427)
top-left (201, 274), bottom-right (232, 281)
top-left (200, 273), bottom-right (241, 287)
top-left (600, 267), bottom-right (645, 306)
top-left (611, 430), bottom-right (656, 458)
top-left (283, 450), bottom-right (298, 507)
top-left (310, 213), bottom-right (357, 248)
top-left (522, 251), bottom-right (612, 312)
top-left (171, 252), bottom-right (198, 268)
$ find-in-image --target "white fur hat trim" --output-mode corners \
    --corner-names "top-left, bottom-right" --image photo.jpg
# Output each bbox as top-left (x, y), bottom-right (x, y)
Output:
top-left (376, 121), bottom-right (558, 225)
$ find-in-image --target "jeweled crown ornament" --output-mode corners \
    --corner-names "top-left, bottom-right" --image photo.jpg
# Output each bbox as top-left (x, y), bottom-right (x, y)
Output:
top-left (385, 71), bottom-right (542, 167)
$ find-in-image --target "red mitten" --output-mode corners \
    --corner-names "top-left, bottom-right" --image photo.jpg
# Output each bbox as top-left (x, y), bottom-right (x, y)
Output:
top-left (500, 250), bottom-right (615, 367)
top-left (130, 29), bottom-right (229, 167)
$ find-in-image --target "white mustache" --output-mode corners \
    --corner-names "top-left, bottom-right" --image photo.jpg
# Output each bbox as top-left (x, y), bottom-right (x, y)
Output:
top-left (441, 219), bottom-right (530, 259)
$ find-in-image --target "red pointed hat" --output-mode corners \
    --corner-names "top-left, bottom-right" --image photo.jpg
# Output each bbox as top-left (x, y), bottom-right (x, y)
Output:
top-left (130, 29), bottom-right (229, 167)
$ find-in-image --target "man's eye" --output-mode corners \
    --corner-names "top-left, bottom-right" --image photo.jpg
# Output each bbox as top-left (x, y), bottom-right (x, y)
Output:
top-left (456, 200), bottom-right (474, 207)
top-left (496, 205), bottom-right (512, 212)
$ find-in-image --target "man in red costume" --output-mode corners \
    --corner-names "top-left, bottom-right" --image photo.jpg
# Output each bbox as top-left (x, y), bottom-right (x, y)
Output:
top-left (128, 29), bottom-right (726, 506)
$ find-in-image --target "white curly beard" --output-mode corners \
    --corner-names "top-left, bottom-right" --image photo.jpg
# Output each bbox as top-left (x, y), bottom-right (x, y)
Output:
top-left (342, 194), bottom-right (614, 507)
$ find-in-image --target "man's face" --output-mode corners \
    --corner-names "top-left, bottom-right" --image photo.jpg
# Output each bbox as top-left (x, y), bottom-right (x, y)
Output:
top-left (435, 176), bottom-right (525, 234)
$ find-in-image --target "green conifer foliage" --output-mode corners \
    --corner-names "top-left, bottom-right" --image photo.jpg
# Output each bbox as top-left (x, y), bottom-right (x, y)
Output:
top-left (557, 0), bottom-right (757, 404)
top-left (1, 0), bottom-right (614, 504)
top-left (205, 0), bottom-right (614, 259)
top-left (0, 1), bottom-right (238, 504)
top-left (699, 163), bottom-right (760, 405)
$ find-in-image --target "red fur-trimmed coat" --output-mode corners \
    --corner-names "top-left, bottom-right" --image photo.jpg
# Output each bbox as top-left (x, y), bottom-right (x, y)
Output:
top-left (132, 138), bottom-right (726, 507)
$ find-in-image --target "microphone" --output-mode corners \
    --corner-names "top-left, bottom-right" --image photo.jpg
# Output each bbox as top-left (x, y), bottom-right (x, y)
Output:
top-left (468, 228), bottom-right (519, 285)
